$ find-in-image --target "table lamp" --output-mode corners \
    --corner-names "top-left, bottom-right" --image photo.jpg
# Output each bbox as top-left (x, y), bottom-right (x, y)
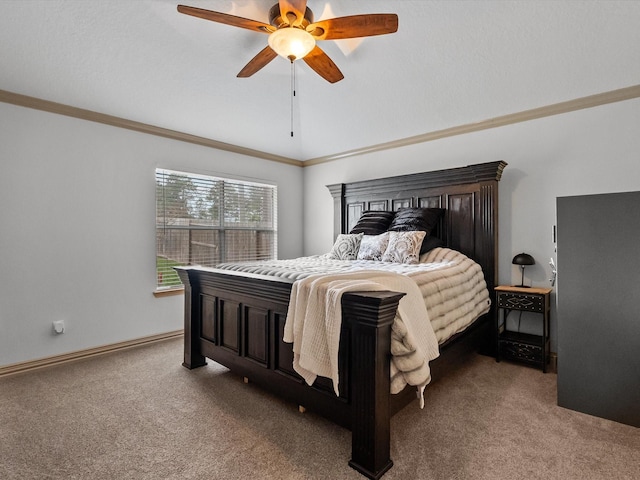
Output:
top-left (512, 253), bottom-right (535, 287)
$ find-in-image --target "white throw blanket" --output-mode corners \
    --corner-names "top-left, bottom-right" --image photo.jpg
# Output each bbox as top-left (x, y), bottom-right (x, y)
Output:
top-left (283, 271), bottom-right (440, 407)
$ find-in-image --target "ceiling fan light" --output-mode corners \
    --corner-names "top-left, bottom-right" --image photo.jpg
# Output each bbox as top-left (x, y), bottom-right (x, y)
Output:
top-left (268, 27), bottom-right (315, 61)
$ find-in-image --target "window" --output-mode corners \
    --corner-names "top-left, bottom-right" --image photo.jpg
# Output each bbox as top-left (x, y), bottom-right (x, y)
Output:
top-left (155, 168), bottom-right (277, 290)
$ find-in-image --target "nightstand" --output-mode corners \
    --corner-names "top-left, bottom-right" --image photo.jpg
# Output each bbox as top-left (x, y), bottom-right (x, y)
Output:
top-left (494, 285), bottom-right (552, 372)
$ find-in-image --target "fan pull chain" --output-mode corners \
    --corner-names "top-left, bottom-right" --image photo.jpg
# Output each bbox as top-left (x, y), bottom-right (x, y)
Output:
top-left (290, 59), bottom-right (296, 137)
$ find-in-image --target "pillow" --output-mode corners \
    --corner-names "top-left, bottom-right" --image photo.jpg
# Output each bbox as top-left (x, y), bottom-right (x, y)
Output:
top-left (388, 207), bottom-right (444, 235)
top-left (419, 236), bottom-right (445, 256)
top-left (388, 207), bottom-right (445, 254)
top-left (349, 211), bottom-right (396, 235)
top-left (328, 233), bottom-right (364, 260)
top-left (357, 232), bottom-right (390, 261)
top-left (381, 231), bottom-right (426, 264)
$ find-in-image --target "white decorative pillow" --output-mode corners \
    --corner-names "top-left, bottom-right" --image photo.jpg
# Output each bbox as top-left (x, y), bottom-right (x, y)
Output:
top-left (329, 233), bottom-right (364, 260)
top-left (382, 231), bottom-right (426, 264)
top-left (357, 232), bottom-right (390, 261)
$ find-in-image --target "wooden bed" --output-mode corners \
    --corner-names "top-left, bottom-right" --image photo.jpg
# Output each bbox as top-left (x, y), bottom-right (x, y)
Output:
top-left (176, 160), bottom-right (506, 479)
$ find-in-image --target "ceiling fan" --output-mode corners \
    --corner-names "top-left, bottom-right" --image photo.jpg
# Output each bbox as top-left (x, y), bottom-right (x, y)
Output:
top-left (177, 1), bottom-right (398, 83)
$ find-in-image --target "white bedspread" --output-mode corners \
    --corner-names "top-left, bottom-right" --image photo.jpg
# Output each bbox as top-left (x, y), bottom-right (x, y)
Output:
top-left (217, 247), bottom-right (491, 345)
top-left (283, 271), bottom-right (440, 402)
top-left (216, 248), bottom-right (490, 402)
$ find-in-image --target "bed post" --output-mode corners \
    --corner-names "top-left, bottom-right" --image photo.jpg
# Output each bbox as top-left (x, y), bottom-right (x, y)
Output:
top-left (342, 290), bottom-right (405, 480)
top-left (327, 182), bottom-right (346, 239)
top-left (467, 161), bottom-right (505, 295)
top-left (175, 268), bottom-right (207, 369)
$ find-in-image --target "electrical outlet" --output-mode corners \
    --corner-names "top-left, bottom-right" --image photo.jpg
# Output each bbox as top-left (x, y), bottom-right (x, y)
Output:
top-left (53, 320), bottom-right (65, 334)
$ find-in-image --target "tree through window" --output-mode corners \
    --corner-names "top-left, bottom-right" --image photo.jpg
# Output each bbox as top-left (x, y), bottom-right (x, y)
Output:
top-left (155, 169), bottom-right (277, 289)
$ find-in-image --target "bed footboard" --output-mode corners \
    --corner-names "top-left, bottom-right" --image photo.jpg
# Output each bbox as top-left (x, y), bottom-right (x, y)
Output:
top-left (342, 291), bottom-right (404, 479)
top-left (176, 266), bottom-right (404, 480)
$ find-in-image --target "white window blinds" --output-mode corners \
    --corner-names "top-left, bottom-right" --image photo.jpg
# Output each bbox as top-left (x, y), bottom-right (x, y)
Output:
top-left (155, 168), bottom-right (277, 289)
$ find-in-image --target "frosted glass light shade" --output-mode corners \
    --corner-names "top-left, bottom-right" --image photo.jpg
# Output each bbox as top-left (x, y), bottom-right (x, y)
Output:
top-left (268, 27), bottom-right (315, 61)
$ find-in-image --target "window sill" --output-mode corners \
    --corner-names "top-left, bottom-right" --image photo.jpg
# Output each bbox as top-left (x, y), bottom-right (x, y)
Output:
top-left (153, 287), bottom-right (184, 298)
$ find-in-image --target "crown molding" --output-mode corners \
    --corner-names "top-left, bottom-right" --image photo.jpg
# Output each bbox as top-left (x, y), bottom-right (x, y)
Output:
top-left (304, 84), bottom-right (640, 166)
top-left (3, 84), bottom-right (639, 169)
top-left (0, 89), bottom-right (303, 167)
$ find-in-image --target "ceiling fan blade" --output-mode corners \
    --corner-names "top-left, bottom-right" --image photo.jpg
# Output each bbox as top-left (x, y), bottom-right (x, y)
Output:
top-left (177, 5), bottom-right (274, 34)
top-left (237, 46), bottom-right (278, 78)
top-left (279, 0), bottom-right (308, 26)
top-left (307, 14), bottom-right (398, 40)
top-left (302, 46), bottom-right (344, 83)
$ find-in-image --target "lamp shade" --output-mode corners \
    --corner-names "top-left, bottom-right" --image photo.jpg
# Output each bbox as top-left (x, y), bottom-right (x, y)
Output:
top-left (512, 253), bottom-right (535, 266)
top-left (512, 252), bottom-right (535, 287)
top-left (268, 27), bottom-right (316, 61)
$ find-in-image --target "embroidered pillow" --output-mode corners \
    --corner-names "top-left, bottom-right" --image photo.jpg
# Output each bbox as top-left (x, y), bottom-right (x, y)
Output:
top-left (349, 211), bottom-right (396, 235)
top-left (329, 233), bottom-right (364, 260)
top-left (388, 207), bottom-right (445, 254)
top-left (357, 232), bottom-right (390, 261)
top-left (382, 231), bottom-right (426, 264)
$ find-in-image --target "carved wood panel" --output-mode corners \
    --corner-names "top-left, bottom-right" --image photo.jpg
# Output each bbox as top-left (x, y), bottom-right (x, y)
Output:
top-left (200, 294), bottom-right (217, 343)
top-left (220, 297), bottom-right (240, 353)
top-left (418, 195), bottom-right (443, 208)
top-left (347, 202), bottom-right (365, 233)
top-left (392, 198), bottom-right (412, 210)
top-left (447, 193), bottom-right (475, 255)
top-left (244, 305), bottom-right (269, 366)
top-left (275, 311), bottom-right (298, 379)
top-left (367, 200), bottom-right (388, 211)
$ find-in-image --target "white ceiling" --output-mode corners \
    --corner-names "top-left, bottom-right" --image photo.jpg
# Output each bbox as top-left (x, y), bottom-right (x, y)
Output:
top-left (1, 0), bottom-right (639, 162)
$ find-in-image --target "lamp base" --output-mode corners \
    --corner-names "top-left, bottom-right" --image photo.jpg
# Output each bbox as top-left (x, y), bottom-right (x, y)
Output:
top-left (513, 284), bottom-right (531, 288)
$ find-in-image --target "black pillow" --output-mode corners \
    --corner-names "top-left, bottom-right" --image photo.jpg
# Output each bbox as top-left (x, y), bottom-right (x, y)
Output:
top-left (419, 236), bottom-right (445, 255)
top-left (349, 211), bottom-right (396, 235)
top-left (388, 208), bottom-right (445, 236)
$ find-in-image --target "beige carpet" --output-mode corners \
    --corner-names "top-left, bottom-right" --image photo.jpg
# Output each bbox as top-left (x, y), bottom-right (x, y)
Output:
top-left (1, 337), bottom-right (638, 480)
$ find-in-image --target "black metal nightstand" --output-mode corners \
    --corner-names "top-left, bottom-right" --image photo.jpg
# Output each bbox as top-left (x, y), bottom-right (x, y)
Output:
top-left (494, 285), bottom-right (552, 372)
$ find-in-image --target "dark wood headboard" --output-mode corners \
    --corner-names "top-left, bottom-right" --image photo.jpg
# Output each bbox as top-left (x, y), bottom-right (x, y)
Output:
top-left (327, 161), bottom-right (507, 293)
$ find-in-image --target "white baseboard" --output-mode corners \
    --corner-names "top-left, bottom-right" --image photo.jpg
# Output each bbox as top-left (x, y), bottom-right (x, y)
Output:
top-left (0, 330), bottom-right (183, 378)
